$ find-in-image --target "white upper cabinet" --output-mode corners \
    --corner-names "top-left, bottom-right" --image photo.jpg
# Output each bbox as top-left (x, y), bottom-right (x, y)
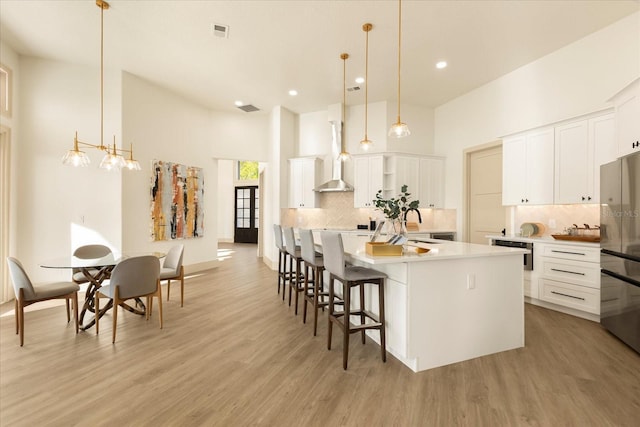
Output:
top-left (419, 157), bottom-right (445, 208)
top-left (502, 128), bottom-right (554, 205)
top-left (288, 157), bottom-right (320, 208)
top-left (610, 78), bottom-right (640, 157)
top-left (353, 155), bottom-right (384, 208)
top-left (389, 156), bottom-right (420, 198)
top-left (554, 113), bottom-right (615, 205)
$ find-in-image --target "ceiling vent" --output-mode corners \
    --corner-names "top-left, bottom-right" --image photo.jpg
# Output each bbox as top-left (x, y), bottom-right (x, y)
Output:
top-left (212, 23), bottom-right (229, 38)
top-left (347, 86), bottom-right (361, 92)
top-left (237, 104), bottom-right (260, 113)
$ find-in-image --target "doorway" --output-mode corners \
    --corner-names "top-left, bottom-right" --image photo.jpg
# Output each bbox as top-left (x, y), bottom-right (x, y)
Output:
top-left (464, 143), bottom-right (506, 244)
top-left (234, 186), bottom-right (259, 243)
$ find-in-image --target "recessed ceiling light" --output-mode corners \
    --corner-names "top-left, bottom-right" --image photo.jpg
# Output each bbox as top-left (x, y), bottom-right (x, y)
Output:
top-left (234, 100), bottom-right (243, 106)
top-left (288, 89), bottom-right (298, 96)
top-left (355, 77), bottom-right (365, 84)
top-left (436, 61), bottom-right (447, 69)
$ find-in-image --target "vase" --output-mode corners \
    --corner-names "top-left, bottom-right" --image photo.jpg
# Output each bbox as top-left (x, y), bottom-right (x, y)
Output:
top-left (385, 219), bottom-right (408, 239)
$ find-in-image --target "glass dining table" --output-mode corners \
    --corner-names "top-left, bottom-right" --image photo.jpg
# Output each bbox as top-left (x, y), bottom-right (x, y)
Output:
top-left (40, 252), bottom-right (164, 330)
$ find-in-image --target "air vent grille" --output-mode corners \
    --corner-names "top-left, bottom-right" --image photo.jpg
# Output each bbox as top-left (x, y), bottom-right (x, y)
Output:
top-left (237, 104), bottom-right (260, 113)
top-left (212, 23), bottom-right (229, 38)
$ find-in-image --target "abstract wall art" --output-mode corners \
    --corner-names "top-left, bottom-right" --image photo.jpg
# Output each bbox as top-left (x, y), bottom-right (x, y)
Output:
top-left (151, 160), bottom-right (204, 241)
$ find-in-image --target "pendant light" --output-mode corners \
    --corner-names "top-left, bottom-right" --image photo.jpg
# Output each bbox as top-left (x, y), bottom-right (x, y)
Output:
top-left (388, 0), bottom-right (410, 138)
top-left (62, 0), bottom-right (141, 171)
top-left (360, 23), bottom-right (373, 151)
top-left (337, 53), bottom-right (351, 161)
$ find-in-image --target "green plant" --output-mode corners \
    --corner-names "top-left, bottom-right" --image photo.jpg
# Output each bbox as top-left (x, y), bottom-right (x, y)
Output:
top-left (373, 185), bottom-right (420, 220)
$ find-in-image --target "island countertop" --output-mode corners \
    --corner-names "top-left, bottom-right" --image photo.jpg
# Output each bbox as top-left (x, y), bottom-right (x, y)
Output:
top-left (314, 232), bottom-right (528, 265)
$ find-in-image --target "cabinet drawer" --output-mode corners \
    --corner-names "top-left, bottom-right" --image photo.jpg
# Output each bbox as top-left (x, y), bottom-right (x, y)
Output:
top-left (539, 278), bottom-right (600, 314)
top-left (540, 258), bottom-right (600, 288)
top-left (540, 244), bottom-right (600, 262)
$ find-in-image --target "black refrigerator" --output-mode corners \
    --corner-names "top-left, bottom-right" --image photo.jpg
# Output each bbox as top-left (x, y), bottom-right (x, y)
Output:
top-left (600, 151), bottom-right (640, 353)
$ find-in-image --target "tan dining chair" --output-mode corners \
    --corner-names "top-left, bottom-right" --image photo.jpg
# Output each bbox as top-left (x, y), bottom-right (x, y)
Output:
top-left (160, 244), bottom-right (185, 307)
top-left (6, 257), bottom-right (80, 346)
top-left (71, 244), bottom-right (112, 284)
top-left (94, 255), bottom-right (162, 343)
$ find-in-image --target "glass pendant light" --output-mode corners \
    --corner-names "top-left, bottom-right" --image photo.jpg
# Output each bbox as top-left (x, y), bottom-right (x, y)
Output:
top-left (360, 23), bottom-right (373, 151)
top-left (388, 0), bottom-right (410, 138)
top-left (62, 132), bottom-right (91, 167)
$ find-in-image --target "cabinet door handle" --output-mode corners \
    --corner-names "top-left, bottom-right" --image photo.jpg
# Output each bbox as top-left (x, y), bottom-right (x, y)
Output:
top-left (551, 290), bottom-right (585, 301)
top-left (582, 196), bottom-right (586, 201)
top-left (587, 196), bottom-right (592, 201)
top-left (550, 268), bottom-right (585, 276)
top-left (550, 250), bottom-right (586, 256)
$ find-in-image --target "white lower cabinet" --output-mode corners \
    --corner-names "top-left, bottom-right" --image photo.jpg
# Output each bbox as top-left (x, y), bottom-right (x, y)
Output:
top-left (536, 243), bottom-right (600, 316)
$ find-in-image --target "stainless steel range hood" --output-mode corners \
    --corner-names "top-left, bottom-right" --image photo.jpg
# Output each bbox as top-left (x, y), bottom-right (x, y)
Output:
top-left (314, 120), bottom-right (354, 192)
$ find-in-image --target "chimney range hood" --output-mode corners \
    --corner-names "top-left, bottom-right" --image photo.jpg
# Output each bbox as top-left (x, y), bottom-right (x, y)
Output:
top-left (314, 120), bottom-right (354, 192)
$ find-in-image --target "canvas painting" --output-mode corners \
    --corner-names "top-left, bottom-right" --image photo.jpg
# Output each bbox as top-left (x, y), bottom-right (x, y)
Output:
top-left (151, 160), bottom-right (204, 241)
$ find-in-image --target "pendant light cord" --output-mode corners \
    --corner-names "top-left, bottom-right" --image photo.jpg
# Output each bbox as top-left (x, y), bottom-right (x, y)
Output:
top-left (364, 24), bottom-right (370, 140)
top-left (100, 1), bottom-right (105, 150)
top-left (396, 0), bottom-right (402, 123)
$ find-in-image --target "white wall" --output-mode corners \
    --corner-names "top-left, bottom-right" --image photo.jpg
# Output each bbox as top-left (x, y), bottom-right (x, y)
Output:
top-left (209, 111), bottom-right (270, 161)
top-left (217, 159), bottom-right (235, 242)
top-left (435, 12), bottom-right (640, 238)
top-left (13, 57), bottom-right (122, 282)
top-left (121, 72), bottom-right (218, 270)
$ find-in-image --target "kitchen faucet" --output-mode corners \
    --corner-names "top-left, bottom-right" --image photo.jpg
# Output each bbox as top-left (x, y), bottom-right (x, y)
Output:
top-left (403, 208), bottom-right (422, 223)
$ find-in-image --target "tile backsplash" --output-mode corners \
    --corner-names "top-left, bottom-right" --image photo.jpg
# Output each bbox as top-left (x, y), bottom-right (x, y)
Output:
top-left (281, 192), bottom-right (456, 231)
top-left (509, 204), bottom-right (600, 236)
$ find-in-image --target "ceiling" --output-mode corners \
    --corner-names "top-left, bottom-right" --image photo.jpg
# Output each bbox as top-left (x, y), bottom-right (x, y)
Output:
top-left (1, 0), bottom-right (638, 115)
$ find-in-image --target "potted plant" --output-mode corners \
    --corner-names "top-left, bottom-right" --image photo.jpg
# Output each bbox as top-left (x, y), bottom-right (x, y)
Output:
top-left (373, 185), bottom-right (420, 236)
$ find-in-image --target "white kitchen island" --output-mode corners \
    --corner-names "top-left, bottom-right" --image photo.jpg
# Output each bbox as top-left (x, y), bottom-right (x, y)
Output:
top-left (314, 232), bottom-right (528, 372)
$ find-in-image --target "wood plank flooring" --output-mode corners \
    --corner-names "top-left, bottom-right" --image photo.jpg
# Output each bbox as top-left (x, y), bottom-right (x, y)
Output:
top-left (1, 243), bottom-right (639, 426)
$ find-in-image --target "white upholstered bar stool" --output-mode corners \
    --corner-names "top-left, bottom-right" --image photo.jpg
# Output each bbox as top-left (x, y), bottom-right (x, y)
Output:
top-left (283, 227), bottom-right (305, 314)
top-left (299, 228), bottom-right (329, 335)
top-left (321, 231), bottom-right (387, 370)
top-left (273, 224), bottom-right (290, 298)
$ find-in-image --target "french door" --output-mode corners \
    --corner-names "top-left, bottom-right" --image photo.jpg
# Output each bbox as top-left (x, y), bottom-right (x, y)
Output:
top-left (234, 186), bottom-right (259, 243)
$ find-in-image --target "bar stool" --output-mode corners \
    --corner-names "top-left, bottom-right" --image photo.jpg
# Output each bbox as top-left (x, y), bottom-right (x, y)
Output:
top-left (321, 231), bottom-right (387, 370)
top-left (273, 224), bottom-right (290, 298)
top-left (299, 228), bottom-right (329, 336)
top-left (283, 227), bottom-right (305, 315)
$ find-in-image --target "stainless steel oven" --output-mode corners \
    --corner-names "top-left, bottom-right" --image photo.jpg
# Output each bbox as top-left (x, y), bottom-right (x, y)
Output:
top-left (492, 239), bottom-right (534, 270)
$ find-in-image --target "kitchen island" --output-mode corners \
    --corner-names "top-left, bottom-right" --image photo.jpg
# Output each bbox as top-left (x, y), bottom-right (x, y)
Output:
top-left (314, 232), bottom-right (528, 372)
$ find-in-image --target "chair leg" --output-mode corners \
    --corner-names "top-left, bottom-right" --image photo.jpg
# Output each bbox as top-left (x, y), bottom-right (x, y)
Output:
top-left (277, 251), bottom-right (283, 294)
top-left (180, 266), bottom-right (184, 308)
top-left (302, 263), bottom-right (311, 323)
top-left (112, 288), bottom-right (119, 343)
top-left (327, 275), bottom-right (334, 350)
top-left (66, 298), bottom-right (71, 323)
top-left (343, 281), bottom-right (351, 370)
top-left (313, 266), bottom-right (321, 336)
top-left (166, 279), bottom-right (171, 301)
top-left (95, 292), bottom-right (100, 335)
top-left (282, 252), bottom-right (288, 301)
top-left (288, 255), bottom-right (294, 306)
top-left (379, 279), bottom-right (386, 363)
top-left (294, 258), bottom-right (302, 315)
top-left (360, 282), bottom-right (366, 345)
top-left (14, 298), bottom-right (18, 335)
top-left (72, 292), bottom-right (79, 334)
top-left (17, 293), bottom-right (25, 346)
top-left (146, 296), bottom-right (151, 320)
top-left (157, 281), bottom-right (163, 329)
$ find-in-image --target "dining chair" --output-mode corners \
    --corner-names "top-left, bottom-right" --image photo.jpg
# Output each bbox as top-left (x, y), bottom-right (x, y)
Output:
top-left (72, 244), bottom-right (112, 284)
top-left (273, 224), bottom-right (290, 297)
top-left (160, 244), bottom-right (185, 307)
top-left (94, 255), bottom-right (162, 343)
top-left (321, 232), bottom-right (387, 370)
top-left (6, 257), bottom-right (79, 346)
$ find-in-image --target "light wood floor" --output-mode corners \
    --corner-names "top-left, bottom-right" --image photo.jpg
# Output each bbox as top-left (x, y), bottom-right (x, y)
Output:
top-left (1, 243), bottom-right (639, 426)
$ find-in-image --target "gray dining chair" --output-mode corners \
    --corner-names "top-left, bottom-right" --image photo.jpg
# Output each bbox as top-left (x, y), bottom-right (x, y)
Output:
top-left (160, 244), bottom-right (185, 307)
top-left (94, 255), bottom-right (162, 343)
top-left (72, 244), bottom-right (112, 284)
top-left (6, 257), bottom-right (79, 346)
top-left (321, 232), bottom-right (387, 370)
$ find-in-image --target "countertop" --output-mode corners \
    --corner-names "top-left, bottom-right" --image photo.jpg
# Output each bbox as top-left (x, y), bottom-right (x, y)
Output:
top-left (486, 234), bottom-right (600, 248)
top-left (316, 228), bottom-right (456, 235)
top-left (314, 233), bottom-right (527, 265)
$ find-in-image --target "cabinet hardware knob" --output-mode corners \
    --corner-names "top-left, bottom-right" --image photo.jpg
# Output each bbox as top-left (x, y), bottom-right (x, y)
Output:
top-left (588, 196), bottom-right (591, 201)
top-left (582, 196), bottom-right (585, 201)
